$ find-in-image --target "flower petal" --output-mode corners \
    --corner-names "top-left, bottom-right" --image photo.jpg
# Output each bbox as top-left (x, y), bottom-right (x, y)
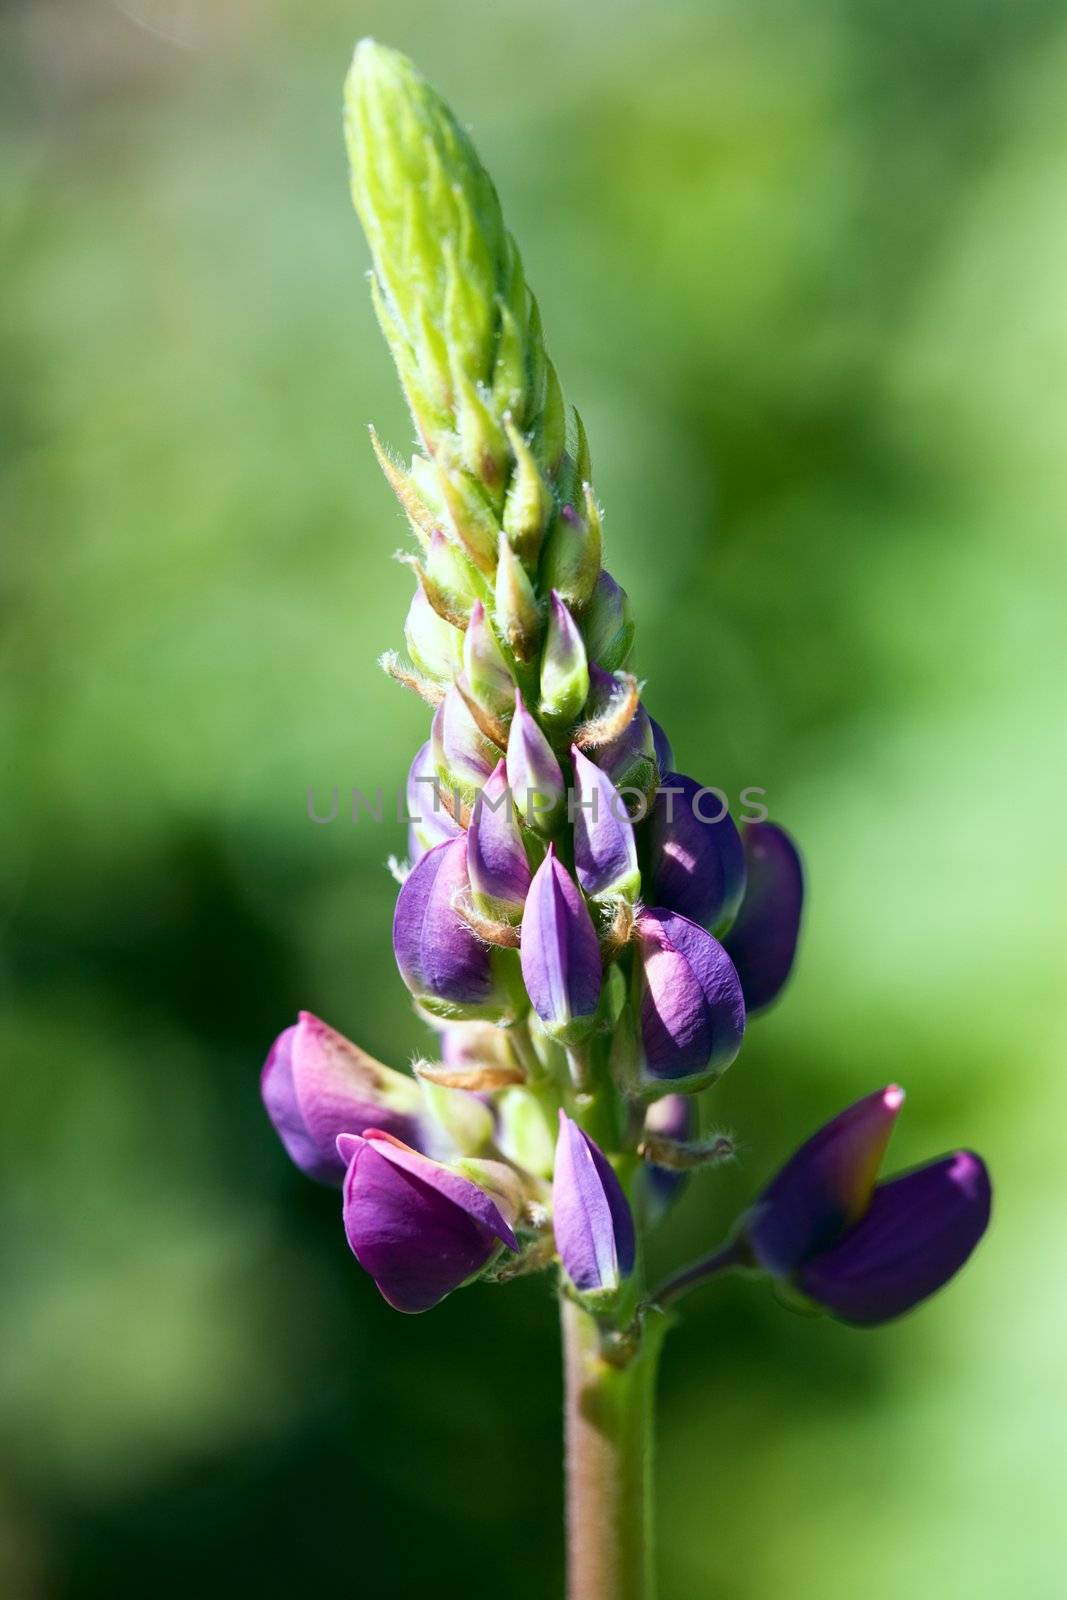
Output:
top-left (797, 1152), bottom-right (992, 1325)
top-left (722, 822), bottom-right (804, 1012)
top-left (570, 744), bottom-right (640, 901)
top-left (646, 773), bottom-right (746, 930)
top-left (553, 1112), bottom-right (636, 1293)
top-left (520, 847), bottom-right (602, 1033)
top-left (467, 759), bottom-right (531, 921)
top-left (633, 907), bottom-right (746, 1089)
top-left (393, 835), bottom-right (507, 1017)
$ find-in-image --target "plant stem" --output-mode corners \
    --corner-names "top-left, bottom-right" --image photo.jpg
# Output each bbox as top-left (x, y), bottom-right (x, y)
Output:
top-left (561, 1297), bottom-right (667, 1600)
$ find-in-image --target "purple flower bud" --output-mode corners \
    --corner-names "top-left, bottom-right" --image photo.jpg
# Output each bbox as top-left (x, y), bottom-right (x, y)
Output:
top-left (796, 1151), bottom-right (992, 1326)
top-left (586, 665), bottom-right (657, 803)
top-left (742, 1088), bottom-right (992, 1326)
top-left (520, 846), bottom-right (602, 1037)
top-left (579, 570), bottom-right (635, 673)
top-left (538, 591), bottom-right (589, 726)
top-left (570, 744), bottom-right (640, 901)
top-left (633, 907), bottom-right (746, 1090)
top-left (261, 1012), bottom-right (425, 1186)
top-left (463, 601), bottom-right (515, 718)
top-left (722, 822), bottom-right (804, 1013)
top-left (553, 1112), bottom-right (636, 1295)
top-left (646, 773), bottom-right (746, 932)
top-left (393, 835), bottom-right (512, 1020)
top-left (747, 1087), bottom-right (905, 1276)
top-left (406, 740), bottom-right (461, 861)
top-left (431, 686), bottom-right (496, 804)
top-left (649, 716), bottom-right (674, 775)
top-left (642, 1094), bottom-right (697, 1222)
top-left (467, 759), bottom-right (531, 922)
top-left (506, 690), bottom-right (566, 833)
top-left (339, 1129), bottom-right (519, 1313)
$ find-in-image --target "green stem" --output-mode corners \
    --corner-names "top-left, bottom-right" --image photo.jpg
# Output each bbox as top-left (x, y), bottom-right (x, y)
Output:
top-left (561, 1297), bottom-right (667, 1600)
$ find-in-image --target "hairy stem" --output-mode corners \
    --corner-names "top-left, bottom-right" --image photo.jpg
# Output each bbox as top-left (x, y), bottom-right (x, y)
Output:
top-left (562, 1297), bottom-right (667, 1600)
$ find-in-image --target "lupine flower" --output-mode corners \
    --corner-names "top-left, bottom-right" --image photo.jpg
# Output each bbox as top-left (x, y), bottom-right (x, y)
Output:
top-left (520, 846), bottom-right (602, 1038)
top-left (744, 1088), bottom-right (992, 1324)
top-left (406, 739), bottom-right (461, 861)
top-left (553, 1112), bottom-right (635, 1296)
top-left (430, 686), bottom-right (496, 805)
top-left (570, 744), bottom-right (640, 902)
top-left (646, 772), bottom-right (746, 932)
top-left (641, 1094), bottom-right (698, 1223)
top-left (539, 591), bottom-right (590, 726)
top-left (261, 1011), bottom-right (425, 1185)
top-left (467, 759), bottom-right (531, 923)
top-left (631, 907), bottom-right (746, 1091)
top-left (404, 585), bottom-right (463, 682)
top-left (339, 1129), bottom-right (519, 1312)
top-left (723, 821), bottom-right (804, 1012)
top-left (393, 835), bottom-right (512, 1019)
top-left (586, 664), bottom-right (657, 803)
top-left (506, 690), bottom-right (566, 832)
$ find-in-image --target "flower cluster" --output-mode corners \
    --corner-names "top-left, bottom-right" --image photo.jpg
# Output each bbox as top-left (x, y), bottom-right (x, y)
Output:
top-left (262, 41), bottom-right (990, 1331)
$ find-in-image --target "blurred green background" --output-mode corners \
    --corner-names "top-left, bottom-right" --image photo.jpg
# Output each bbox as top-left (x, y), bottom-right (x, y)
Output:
top-left (3, 0), bottom-right (1065, 1595)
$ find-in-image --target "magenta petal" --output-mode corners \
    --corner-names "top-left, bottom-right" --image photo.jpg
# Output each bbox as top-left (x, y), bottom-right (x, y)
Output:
top-left (431, 686), bottom-right (496, 800)
top-left (647, 772), bottom-right (746, 931)
top-left (261, 1013), bottom-right (423, 1187)
top-left (392, 835), bottom-right (501, 1014)
top-left (797, 1152), bottom-right (992, 1325)
top-left (341, 1130), bottom-right (518, 1314)
top-left (553, 1112), bottom-right (636, 1293)
top-left (747, 1087), bottom-right (905, 1275)
top-left (467, 759), bottom-right (531, 920)
top-left (520, 848), bottom-right (602, 1030)
top-left (634, 908), bottom-right (746, 1088)
top-left (570, 745), bottom-right (640, 900)
top-left (506, 691), bottom-right (565, 830)
top-left (722, 822), bottom-right (804, 1012)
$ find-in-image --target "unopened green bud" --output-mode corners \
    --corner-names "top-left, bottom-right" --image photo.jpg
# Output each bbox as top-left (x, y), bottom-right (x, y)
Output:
top-left (496, 1087), bottom-right (555, 1179)
top-left (541, 488), bottom-right (602, 611)
top-left (464, 601), bottom-right (515, 718)
top-left (502, 415), bottom-right (554, 567)
top-left (579, 570), bottom-right (635, 672)
top-left (495, 533), bottom-right (542, 662)
top-left (419, 1078), bottom-right (495, 1155)
top-left (405, 586), bottom-right (463, 680)
top-left (539, 592), bottom-right (589, 726)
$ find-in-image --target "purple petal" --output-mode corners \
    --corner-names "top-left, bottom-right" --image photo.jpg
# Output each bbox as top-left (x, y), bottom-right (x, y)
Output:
top-left (520, 847), bottom-right (602, 1031)
top-left (393, 835), bottom-right (505, 1016)
top-left (647, 772), bottom-right (746, 931)
top-left (463, 601), bottom-right (515, 716)
top-left (261, 1013), bottom-right (424, 1187)
top-left (579, 570), bottom-right (635, 673)
top-left (553, 1112), bottom-right (636, 1293)
top-left (431, 686), bottom-right (496, 801)
top-left (506, 691), bottom-right (565, 831)
top-left (748, 1086), bottom-right (905, 1275)
top-left (570, 744), bottom-right (640, 900)
top-left (406, 741), bottom-right (462, 855)
top-left (797, 1152), bottom-right (992, 1325)
top-left (467, 760), bottom-right (531, 921)
top-left (634, 907), bottom-right (746, 1088)
top-left (341, 1130), bottom-right (518, 1314)
top-left (723, 822), bottom-right (804, 1012)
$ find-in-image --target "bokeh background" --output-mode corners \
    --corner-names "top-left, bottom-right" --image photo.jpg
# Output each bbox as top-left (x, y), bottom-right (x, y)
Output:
top-left (3, 0), bottom-right (1066, 1595)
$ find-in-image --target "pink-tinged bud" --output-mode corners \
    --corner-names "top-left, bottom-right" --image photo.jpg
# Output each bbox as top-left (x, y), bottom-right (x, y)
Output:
top-left (541, 494), bottom-right (602, 611)
top-left (261, 1012), bottom-right (424, 1186)
top-left (631, 907), bottom-right (746, 1092)
top-left (552, 1111), bottom-right (636, 1297)
top-left (722, 822), bottom-right (804, 1013)
top-left (538, 591), bottom-right (589, 726)
top-left (431, 685), bottom-right (497, 805)
top-left (406, 740), bottom-right (462, 861)
top-left (463, 601), bottom-right (515, 718)
top-left (467, 760), bottom-right (531, 922)
top-left (506, 691), bottom-right (566, 833)
top-left (646, 773), bottom-right (746, 932)
top-left (339, 1129), bottom-right (518, 1313)
top-left (393, 835), bottom-right (513, 1020)
top-left (570, 744), bottom-right (640, 902)
top-left (580, 570), bottom-right (635, 673)
top-left (520, 846), bottom-right (602, 1039)
top-left (586, 664), bottom-right (657, 803)
top-left (404, 585), bottom-right (463, 681)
